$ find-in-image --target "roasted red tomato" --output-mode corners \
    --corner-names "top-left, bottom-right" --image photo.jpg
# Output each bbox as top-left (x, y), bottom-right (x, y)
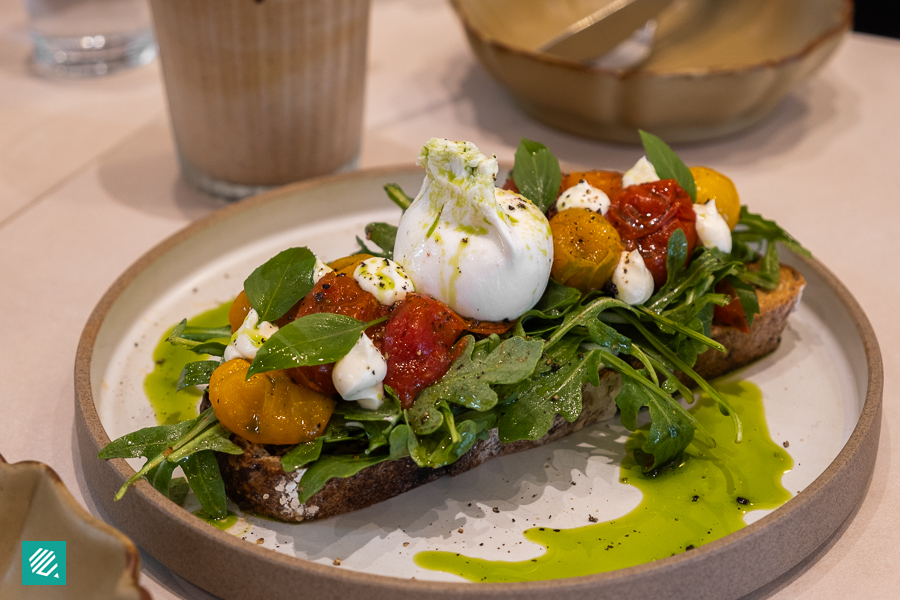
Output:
top-left (382, 293), bottom-right (467, 409)
top-left (286, 272), bottom-right (391, 395)
top-left (606, 179), bottom-right (697, 288)
top-left (713, 280), bottom-right (750, 333)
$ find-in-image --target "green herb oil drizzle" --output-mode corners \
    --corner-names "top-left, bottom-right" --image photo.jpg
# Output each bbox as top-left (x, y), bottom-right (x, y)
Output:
top-left (143, 301), bottom-right (231, 425)
top-left (414, 380), bottom-right (793, 582)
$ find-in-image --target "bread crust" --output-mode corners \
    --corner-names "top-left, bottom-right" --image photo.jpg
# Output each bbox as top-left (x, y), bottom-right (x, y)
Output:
top-left (214, 265), bottom-right (806, 522)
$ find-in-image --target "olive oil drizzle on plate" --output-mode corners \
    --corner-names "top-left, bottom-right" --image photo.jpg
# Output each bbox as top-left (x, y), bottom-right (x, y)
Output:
top-left (414, 381), bottom-right (793, 582)
top-left (144, 302), bottom-right (231, 425)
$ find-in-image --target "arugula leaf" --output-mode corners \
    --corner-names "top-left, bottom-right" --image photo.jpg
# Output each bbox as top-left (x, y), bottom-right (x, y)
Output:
top-left (498, 349), bottom-right (602, 443)
top-left (332, 393), bottom-right (401, 423)
top-left (615, 377), bottom-right (694, 471)
top-left (248, 313), bottom-right (381, 377)
top-left (165, 320), bottom-right (228, 357)
top-left (639, 130), bottom-right (696, 201)
top-left (99, 416), bottom-right (200, 460)
top-left (733, 206), bottom-right (812, 258)
top-left (177, 360), bottom-right (220, 390)
top-left (407, 336), bottom-right (543, 435)
top-left (384, 183), bottom-right (413, 211)
top-left (167, 423), bottom-right (243, 462)
top-left (281, 438), bottom-right (324, 473)
top-left (180, 450), bottom-right (228, 519)
top-left (243, 247), bottom-right (316, 322)
top-left (512, 138), bottom-right (562, 213)
top-left (145, 461), bottom-right (188, 505)
top-left (297, 454), bottom-right (393, 503)
top-left (726, 275), bottom-right (760, 327)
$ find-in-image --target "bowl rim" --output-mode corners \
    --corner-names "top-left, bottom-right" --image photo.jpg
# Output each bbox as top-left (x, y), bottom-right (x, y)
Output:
top-left (448, 0), bottom-right (853, 78)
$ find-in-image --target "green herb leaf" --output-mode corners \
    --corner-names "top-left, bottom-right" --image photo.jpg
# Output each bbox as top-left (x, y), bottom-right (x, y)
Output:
top-left (498, 349), bottom-right (603, 443)
top-left (176, 360), bottom-right (221, 391)
top-left (98, 417), bottom-right (199, 460)
top-left (167, 423), bottom-right (242, 462)
top-left (248, 313), bottom-right (376, 377)
top-left (180, 450), bottom-right (228, 519)
top-left (281, 438), bottom-right (325, 473)
top-left (358, 222), bottom-right (398, 259)
top-left (727, 275), bottom-right (760, 327)
top-left (639, 130), bottom-right (696, 201)
top-left (297, 454), bottom-right (393, 504)
top-left (145, 461), bottom-right (188, 505)
top-left (244, 247), bottom-right (317, 322)
top-left (512, 138), bottom-right (562, 213)
top-left (333, 393), bottom-right (401, 423)
top-left (165, 320), bottom-right (229, 357)
top-left (407, 336), bottom-right (543, 435)
top-left (384, 183), bottom-right (413, 211)
top-left (615, 376), bottom-right (694, 471)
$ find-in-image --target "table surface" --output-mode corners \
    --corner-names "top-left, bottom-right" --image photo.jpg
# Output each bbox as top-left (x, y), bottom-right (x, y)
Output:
top-left (1, 1), bottom-right (897, 598)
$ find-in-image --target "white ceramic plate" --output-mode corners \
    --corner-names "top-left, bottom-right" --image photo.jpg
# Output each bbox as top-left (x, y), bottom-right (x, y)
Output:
top-left (75, 167), bottom-right (882, 600)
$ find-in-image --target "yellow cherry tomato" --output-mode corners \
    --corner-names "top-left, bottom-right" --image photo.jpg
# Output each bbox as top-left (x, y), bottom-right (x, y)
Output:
top-left (690, 166), bottom-right (741, 230)
top-left (209, 358), bottom-right (335, 445)
top-left (549, 208), bottom-right (623, 292)
top-left (328, 253), bottom-right (374, 274)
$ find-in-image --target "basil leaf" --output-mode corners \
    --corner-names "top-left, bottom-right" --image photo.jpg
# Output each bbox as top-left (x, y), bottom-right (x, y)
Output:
top-left (639, 130), bottom-right (696, 201)
top-left (359, 222), bottom-right (397, 259)
top-left (248, 313), bottom-right (371, 377)
top-left (384, 183), bottom-right (413, 211)
top-left (297, 454), bottom-right (392, 504)
top-left (177, 360), bottom-right (220, 391)
top-left (498, 349), bottom-right (603, 443)
top-left (281, 438), bottom-right (325, 473)
top-left (512, 138), bottom-right (562, 213)
top-left (180, 450), bottom-right (228, 519)
top-left (244, 247), bottom-right (316, 322)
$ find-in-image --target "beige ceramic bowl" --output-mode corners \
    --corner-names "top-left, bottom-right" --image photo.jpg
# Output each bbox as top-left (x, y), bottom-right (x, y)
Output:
top-left (450, 0), bottom-right (852, 143)
top-left (0, 455), bottom-right (150, 599)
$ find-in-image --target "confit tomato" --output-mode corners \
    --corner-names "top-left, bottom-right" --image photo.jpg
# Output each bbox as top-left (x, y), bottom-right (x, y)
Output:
top-left (382, 293), bottom-right (467, 409)
top-left (713, 280), bottom-right (750, 333)
top-left (606, 179), bottom-right (697, 288)
top-left (286, 272), bottom-right (391, 395)
top-left (209, 358), bottom-right (335, 445)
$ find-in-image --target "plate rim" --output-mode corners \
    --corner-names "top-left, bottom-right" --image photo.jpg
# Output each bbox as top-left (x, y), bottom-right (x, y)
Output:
top-left (74, 165), bottom-right (883, 600)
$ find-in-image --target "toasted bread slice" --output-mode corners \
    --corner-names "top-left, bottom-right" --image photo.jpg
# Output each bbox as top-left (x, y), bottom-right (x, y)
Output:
top-left (214, 265), bottom-right (806, 522)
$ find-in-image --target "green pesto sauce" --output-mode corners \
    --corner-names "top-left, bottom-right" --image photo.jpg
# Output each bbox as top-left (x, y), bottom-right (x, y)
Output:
top-left (193, 509), bottom-right (239, 531)
top-left (414, 380), bottom-right (793, 582)
top-left (143, 301), bottom-right (232, 425)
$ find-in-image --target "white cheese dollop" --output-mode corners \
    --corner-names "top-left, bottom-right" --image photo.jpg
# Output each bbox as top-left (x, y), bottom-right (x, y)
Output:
top-left (393, 138), bottom-right (553, 321)
top-left (331, 333), bottom-right (388, 410)
top-left (693, 199), bottom-right (733, 253)
top-left (313, 257), bottom-right (333, 283)
top-left (353, 257), bottom-right (415, 306)
top-left (556, 180), bottom-right (611, 215)
top-left (612, 250), bottom-right (654, 305)
top-left (223, 308), bottom-right (279, 362)
top-left (622, 156), bottom-right (659, 188)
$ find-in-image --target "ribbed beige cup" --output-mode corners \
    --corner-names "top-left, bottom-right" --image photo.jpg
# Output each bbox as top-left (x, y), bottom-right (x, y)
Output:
top-left (149, 0), bottom-right (370, 199)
